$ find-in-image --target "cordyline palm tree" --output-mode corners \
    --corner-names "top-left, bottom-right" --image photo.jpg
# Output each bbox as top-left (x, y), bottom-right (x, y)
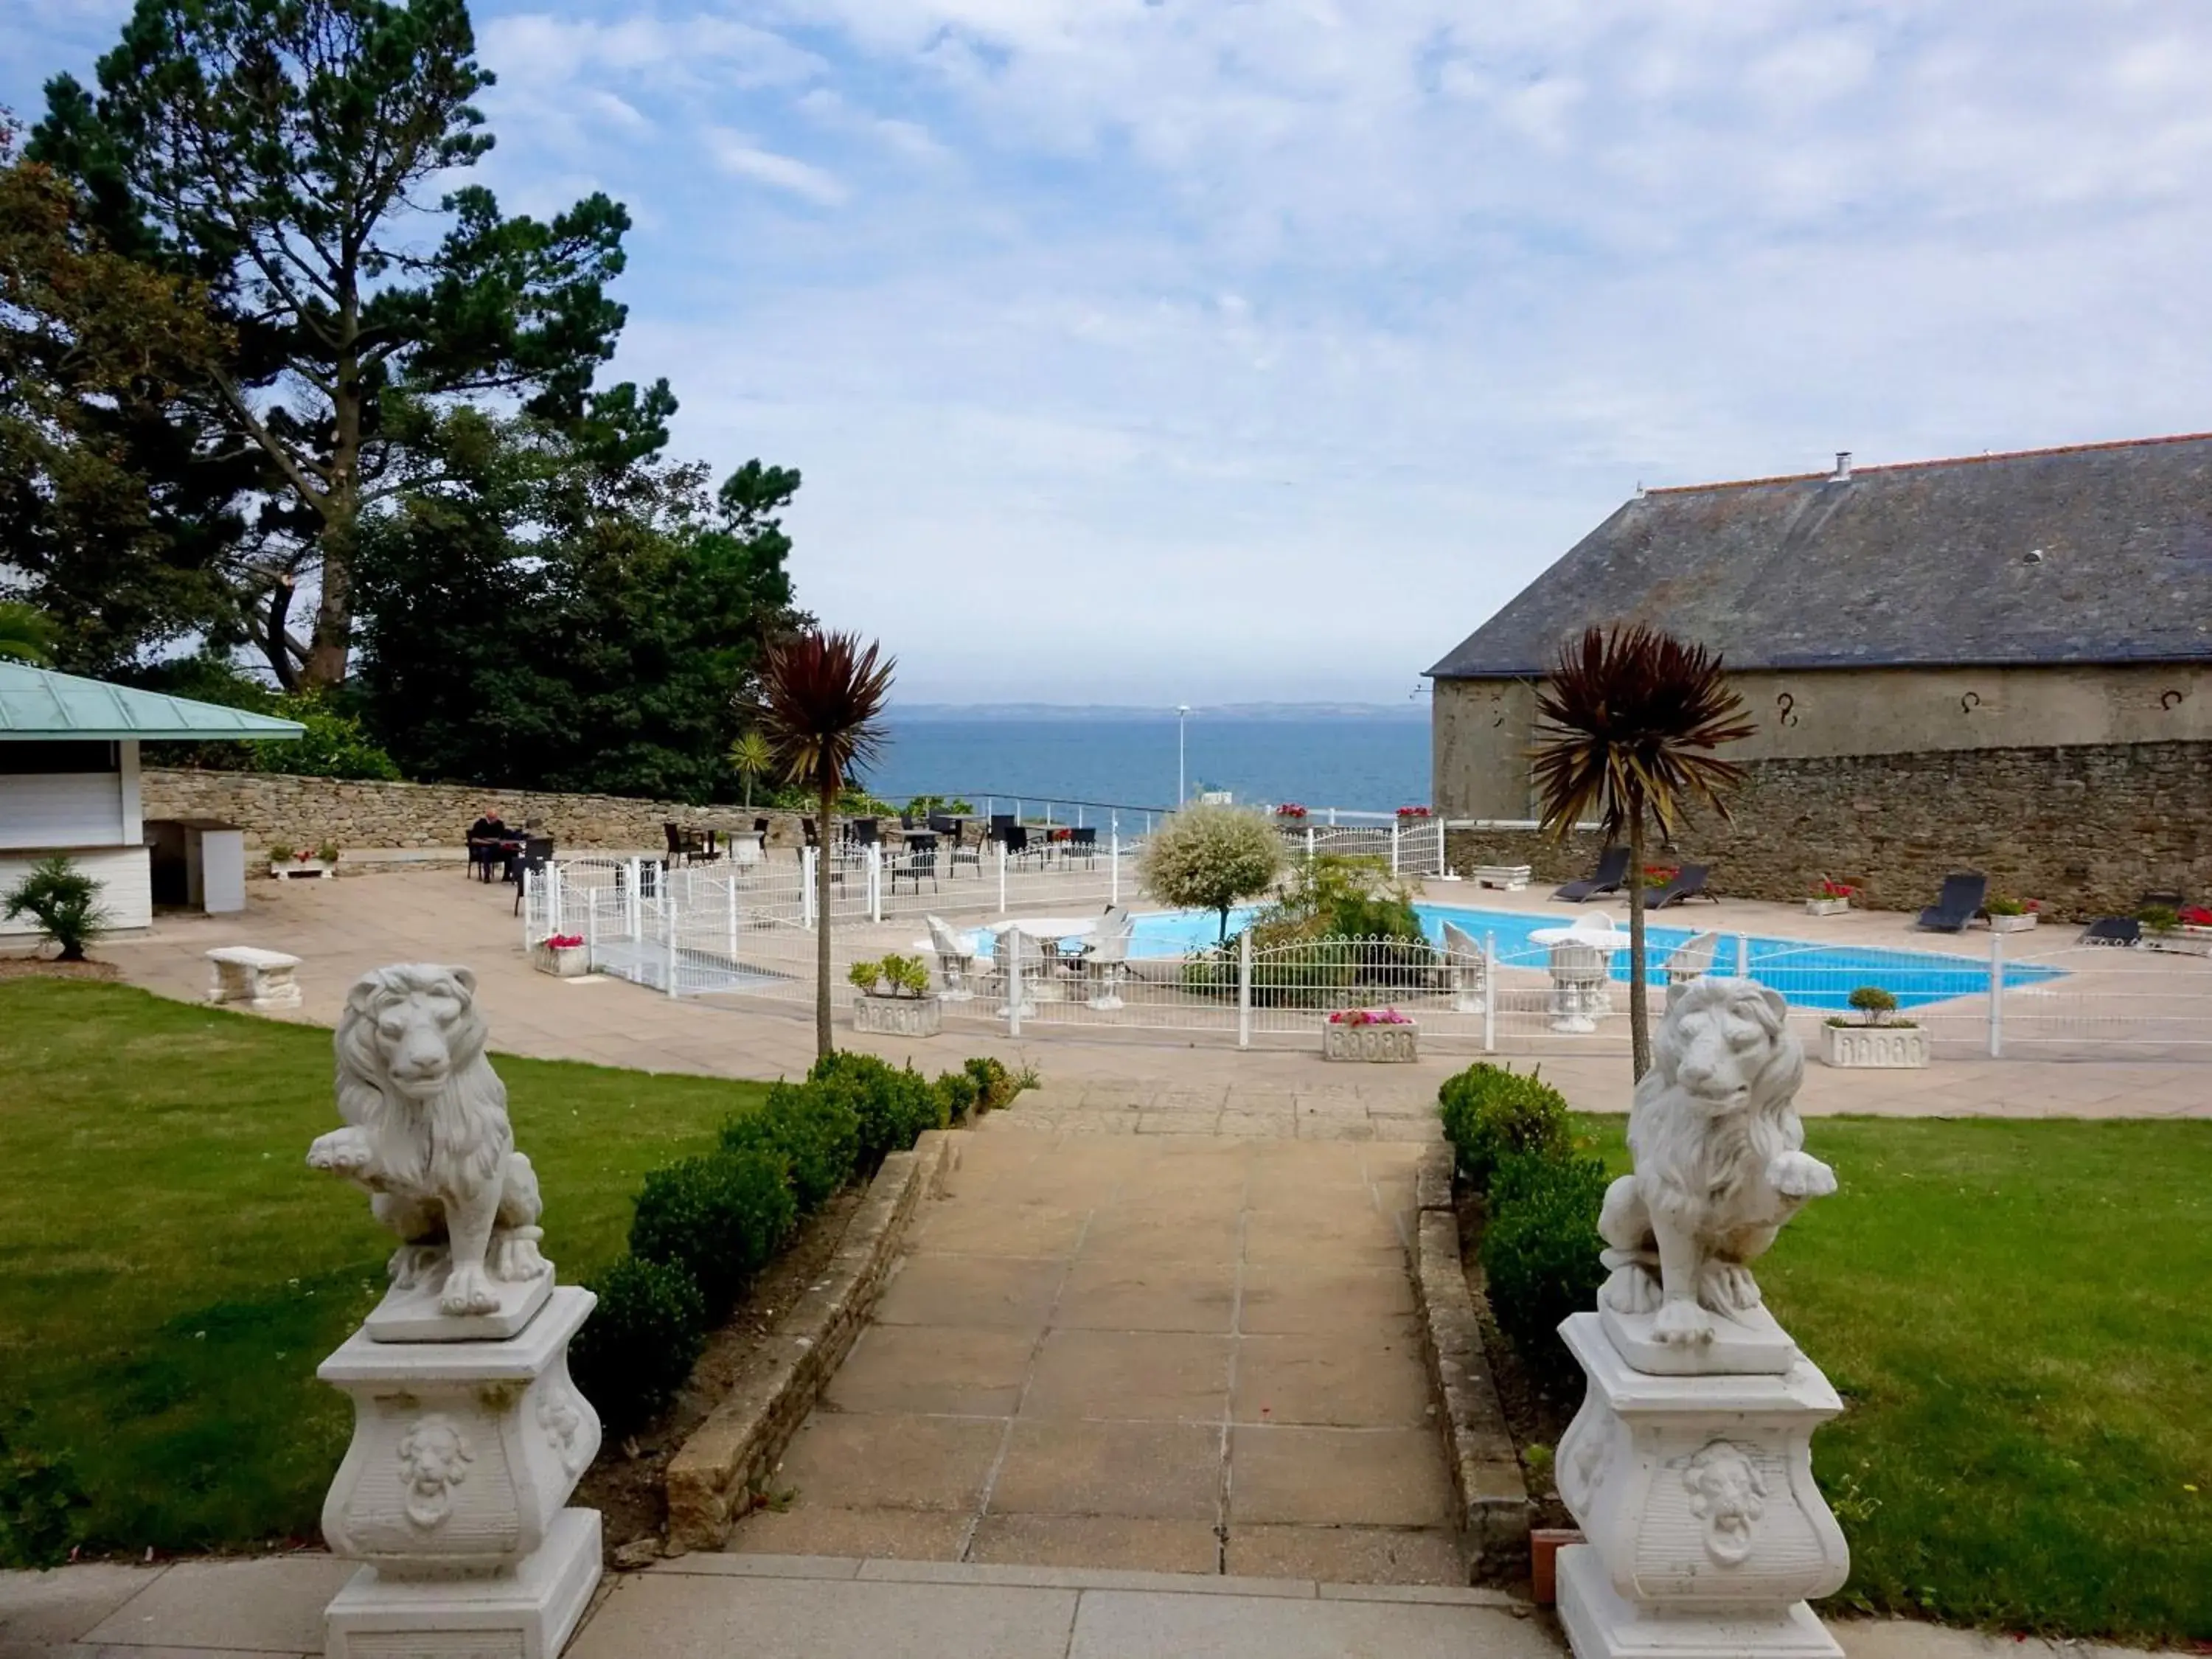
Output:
top-left (1530, 625), bottom-right (1756, 1080)
top-left (756, 630), bottom-right (895, 1060)
top-left (728, 730), bottom-right (775, 810)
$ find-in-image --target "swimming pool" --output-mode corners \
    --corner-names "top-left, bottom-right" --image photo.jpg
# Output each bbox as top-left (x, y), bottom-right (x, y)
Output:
top-left (1096, 902), bottom-right (2064, 1012)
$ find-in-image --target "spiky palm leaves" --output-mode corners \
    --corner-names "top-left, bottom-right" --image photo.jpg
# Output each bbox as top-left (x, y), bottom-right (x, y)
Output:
top-left (1530, 625), bottom-right (1755, 1079)
top-left (756, 630), bottom-right (895, 1059)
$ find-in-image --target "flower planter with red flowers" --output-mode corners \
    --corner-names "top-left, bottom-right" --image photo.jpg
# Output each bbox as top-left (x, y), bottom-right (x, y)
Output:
top-left (534, 933), bottom-right (590, 978)
top-left (1323, 1006), bottom-right (1419, 1062)
top-left (1274, 803), bottom-right (1309, 820)
top-left (1985, 897), bottom-right (2040, 933)
top-left (1805, 878), bottom-right (1855, 917)
top-left (1394, 805), bottom-right (1432, 821)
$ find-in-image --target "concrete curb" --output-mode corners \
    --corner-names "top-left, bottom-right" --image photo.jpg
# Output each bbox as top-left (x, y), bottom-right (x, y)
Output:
top-left (1410, 1144), bottom-right (1531, 1583)
top-left (664, 1129), bottom-right (953, 1551)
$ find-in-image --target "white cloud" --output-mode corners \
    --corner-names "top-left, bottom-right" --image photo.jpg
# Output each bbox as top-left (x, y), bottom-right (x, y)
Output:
top-left (706, 131), bottom-right (848, 204)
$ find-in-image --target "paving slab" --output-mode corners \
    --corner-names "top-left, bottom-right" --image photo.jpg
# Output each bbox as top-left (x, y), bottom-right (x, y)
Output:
top-left (0, 1565), bottom-right (167, 1646)
top-left (736, 1127), bottom-right (1458, 1581)
top-left (569, 1572), bottom-right (1080, 1659)
top-left (1062, 1582), bottom-right (1554, 1659)
top-left (77, 1557), bottom-right (352, 1652)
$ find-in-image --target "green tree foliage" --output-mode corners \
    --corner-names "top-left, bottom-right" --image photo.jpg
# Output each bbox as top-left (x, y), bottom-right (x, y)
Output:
top-left (0, 128), bottom-right (240, 674)
top-left (139, 655), bottom-right (399, 780)
top-left (0, 602), bottom-right (58, 665)
top-left (29, 0), bottom-right (639, 688)
top-left (1249, 854), bottom-right (1425, 946)
top-left (1138, 804), bottom-right (1287, 942)
top-left (349, 406), bottom-right (802, 797)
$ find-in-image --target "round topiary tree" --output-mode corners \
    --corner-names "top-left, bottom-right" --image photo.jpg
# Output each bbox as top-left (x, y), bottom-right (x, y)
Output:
top-left (1138, 805), bottom-right (1287, 942)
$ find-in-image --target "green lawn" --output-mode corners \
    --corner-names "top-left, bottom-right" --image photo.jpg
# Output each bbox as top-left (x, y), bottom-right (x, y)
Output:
top-left (0, 980), bottom-right (765, 1554)
top-left (1579, 1113), bottom-right (2211, 1644)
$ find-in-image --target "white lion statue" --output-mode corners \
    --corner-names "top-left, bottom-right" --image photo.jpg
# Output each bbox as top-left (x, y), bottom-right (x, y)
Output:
top-left (1598, 977), bottom-right (1835, 1349)
top-left (307, 964), bottom-right (549, 1317)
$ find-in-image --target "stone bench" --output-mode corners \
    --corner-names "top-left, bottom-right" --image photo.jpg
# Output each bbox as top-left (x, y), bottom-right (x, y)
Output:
top-left (206, 946), bottom-right (303, 1010)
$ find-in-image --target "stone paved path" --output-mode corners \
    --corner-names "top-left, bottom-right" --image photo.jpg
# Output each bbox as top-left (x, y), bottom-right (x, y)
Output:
top-left (727, 1117), bottom-right (1463, 1584)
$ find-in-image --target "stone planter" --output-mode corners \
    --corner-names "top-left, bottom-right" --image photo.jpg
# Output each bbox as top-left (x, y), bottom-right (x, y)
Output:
top-left (1804, 897), bottom-right (1848, 917)
top-left (1821, 1021), bottom-right (1929, 1068)
top-left (1986, 913), bottom-right (2038, 933)
top-left (2146, 928), bottom-right (2212, 958)
top-left (534, 944), bottom-right (590, 978)
top-left (1323, 1020), bottom-right (1419, 1062)
top-left (268, 858), bottom-right (336, 880)
top-left (1472, 864), bottom-right (1532, 890)
top-left (852, 994), bottom-right (944, 1037)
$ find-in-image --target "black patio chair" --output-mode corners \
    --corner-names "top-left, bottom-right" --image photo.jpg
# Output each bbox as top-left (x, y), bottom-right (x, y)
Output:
top-left (890, 834), bottom-right (939, 895)
top-left (510, 836), bottom-right (554, 917)
top-left (1067, 826), bottom-right (1099, 868)
top-left (1915, 872), bottom-right (1988, 933)
top-left (849, 817), bottom-right (880, 848)
top-left (988, 813), bottom-right (1017, 846)
top-left (1554, 845), bottom-right (1630, 902)
top-left (1646, 863), bottom-right (1714, 910)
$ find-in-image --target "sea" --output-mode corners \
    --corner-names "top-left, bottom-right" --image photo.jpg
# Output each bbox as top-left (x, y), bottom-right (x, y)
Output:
top-left (866, 712), bottom-right (1432, 816)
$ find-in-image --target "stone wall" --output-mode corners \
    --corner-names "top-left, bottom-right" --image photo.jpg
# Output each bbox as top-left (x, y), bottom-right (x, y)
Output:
top-left (140, 768), bottom-right (808, 855)
top-left (1445, 740), bottom-right (2212, 922)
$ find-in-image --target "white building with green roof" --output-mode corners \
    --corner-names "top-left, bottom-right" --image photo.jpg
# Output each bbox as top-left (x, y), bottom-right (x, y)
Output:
top-left (0, 663), bottom-right (302, 934)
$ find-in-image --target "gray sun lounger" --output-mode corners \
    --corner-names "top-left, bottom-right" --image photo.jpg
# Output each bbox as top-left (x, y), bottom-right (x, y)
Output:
top-left (1646, 863), bottom-right (1713, 910)
top-left (1554, 845), bottom-right (1630, 902)
top-left (1915, 872), bottom-right (1987, 933)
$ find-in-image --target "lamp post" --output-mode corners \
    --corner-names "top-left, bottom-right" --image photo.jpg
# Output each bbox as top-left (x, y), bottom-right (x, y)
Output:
top-left (1176, 705), bottom-right (1190, 805)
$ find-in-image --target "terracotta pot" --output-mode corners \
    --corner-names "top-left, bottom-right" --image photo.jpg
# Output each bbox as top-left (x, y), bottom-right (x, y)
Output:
top-left (1528, 1528), bottom-right (1583, 1606)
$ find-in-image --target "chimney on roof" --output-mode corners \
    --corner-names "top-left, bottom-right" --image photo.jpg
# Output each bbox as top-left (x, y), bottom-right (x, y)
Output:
top-left (1833, 451), bottom-right (1853, 482)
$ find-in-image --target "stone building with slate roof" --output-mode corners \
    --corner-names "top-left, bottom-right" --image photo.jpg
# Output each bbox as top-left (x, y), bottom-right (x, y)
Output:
top-left (1425, 436), bottom-right (2212, 914)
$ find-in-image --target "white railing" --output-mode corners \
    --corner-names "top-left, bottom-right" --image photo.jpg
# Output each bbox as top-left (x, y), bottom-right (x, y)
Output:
top-left (526, 858), bottom-right (2212, 1059)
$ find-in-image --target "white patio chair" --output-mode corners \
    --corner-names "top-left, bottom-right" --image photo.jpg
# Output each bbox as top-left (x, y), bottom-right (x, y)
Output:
top-left (1663, 930), bottom-right (1722, 1007)
top-left (925, 914), bottom-right (978, 1001)
top-left (1441, 919), bottom-right (1488, 1015)
top-left (1080, 915), bottom-right (1136, 1010)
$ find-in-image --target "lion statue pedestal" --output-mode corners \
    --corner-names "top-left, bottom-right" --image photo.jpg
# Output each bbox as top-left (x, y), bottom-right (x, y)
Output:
top-left (307, 965), bottom-right (602, 1659)
top-left (1552, 978), bottom-right (1851, 1659)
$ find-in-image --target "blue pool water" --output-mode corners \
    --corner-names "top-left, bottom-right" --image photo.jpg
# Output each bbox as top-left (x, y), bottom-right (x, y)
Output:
top-left (1086, 903), bottom-right (2063, 1012)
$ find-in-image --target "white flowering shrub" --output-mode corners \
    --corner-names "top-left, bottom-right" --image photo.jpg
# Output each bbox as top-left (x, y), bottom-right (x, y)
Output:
top-left (1138, 806), bottom-right (1287, 942)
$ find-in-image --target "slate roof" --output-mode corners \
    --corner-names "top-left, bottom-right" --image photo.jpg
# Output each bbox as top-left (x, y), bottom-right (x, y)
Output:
top-left (1428, 434), bottom-right (2212, 678)
top-left (0, 662), bottom-right (305, 740)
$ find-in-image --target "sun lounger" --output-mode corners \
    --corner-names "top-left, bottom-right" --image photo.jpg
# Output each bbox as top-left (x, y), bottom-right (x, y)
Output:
top-left (1915, 872), bottom-right (1987, 933)
top-left (1553, 845), bottom-right (1630, 902)
top-left (1645, 863), bottom-right (1714, 910)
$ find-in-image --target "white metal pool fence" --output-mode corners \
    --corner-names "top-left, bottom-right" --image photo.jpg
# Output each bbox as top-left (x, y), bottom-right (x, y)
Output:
top-left (522, 858), bottom-right (2212, 1061)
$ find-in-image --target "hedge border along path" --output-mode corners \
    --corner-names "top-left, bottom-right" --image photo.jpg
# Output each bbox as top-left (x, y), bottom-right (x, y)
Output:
top-left (1410, 1142), bottom-right (1530, 1581)
top-left (664, 1130), bottom-right (953, 1550)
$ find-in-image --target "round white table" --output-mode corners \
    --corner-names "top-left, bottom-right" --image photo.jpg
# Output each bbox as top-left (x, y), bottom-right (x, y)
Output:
top-left (987, 917), bottom-right (1101, 943)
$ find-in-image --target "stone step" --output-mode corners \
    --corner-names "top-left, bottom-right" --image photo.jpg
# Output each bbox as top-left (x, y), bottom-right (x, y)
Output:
top-left (574, 1553), bottom-right (1550, 1659)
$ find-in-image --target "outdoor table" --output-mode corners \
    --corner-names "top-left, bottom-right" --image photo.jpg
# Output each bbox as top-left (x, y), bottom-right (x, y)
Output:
top-left (987, 917), bottom-right (1099, 1012)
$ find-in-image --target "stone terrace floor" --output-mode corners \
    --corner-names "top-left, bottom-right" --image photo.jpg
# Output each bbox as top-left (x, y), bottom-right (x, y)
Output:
top-left (730, 1124), bottom-right (1455, 1581)
top-left (64, 863), bottom-right (2212, 1123)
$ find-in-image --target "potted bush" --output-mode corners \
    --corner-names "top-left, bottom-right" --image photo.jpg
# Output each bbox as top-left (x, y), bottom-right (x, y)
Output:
top-left (849, 952), bottom-right (943, 1037)
top-left (1984, 894), bottom-right (2039, 933)
top-left (534, 932), bottom-right (589, 978)
top-left (267, 838), bottom-right (338, 880)
top-left (2143, 905), bottom-right (2212, 957)
top-left (1820, 985), bottom-right (1928, 1068)
top-left (1805, 878), bottom-right (1854, 917)
top-left (1322, 1005), bottom-right (1419, 1062)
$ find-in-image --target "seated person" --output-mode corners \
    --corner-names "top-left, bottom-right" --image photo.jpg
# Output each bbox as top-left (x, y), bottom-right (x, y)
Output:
top-left (467, 810), bottom-right (508, 844)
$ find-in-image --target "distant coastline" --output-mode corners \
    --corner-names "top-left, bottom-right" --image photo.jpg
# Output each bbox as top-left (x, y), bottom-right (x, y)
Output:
top-left (890, 700), bottom-right (1430, 723)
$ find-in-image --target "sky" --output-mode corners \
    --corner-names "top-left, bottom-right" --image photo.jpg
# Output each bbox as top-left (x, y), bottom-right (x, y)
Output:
top-left (7, 1), bottom-right (2212, 705)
